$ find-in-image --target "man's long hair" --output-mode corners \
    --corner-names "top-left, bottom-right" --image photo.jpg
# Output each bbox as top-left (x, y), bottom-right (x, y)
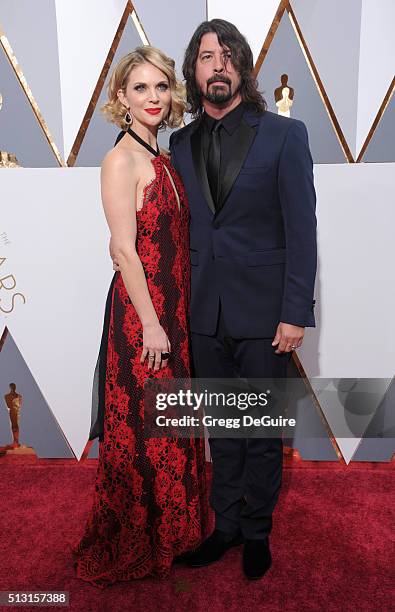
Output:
top-left (182, 19), bottom-right (267, 118)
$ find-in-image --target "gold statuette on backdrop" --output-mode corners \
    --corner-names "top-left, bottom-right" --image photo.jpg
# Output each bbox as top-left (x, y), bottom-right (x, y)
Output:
top-left (0, 92), bottom-right (20, 167)
top-left (0, 151), bottom-right (20, 167)
top-left (275, 74), bottom-right (294, 117)
top-left (1, 382), bottom-right (36, 456)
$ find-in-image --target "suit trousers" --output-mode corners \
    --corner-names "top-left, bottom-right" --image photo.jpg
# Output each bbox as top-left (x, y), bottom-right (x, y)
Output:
top-left (191, 302), bottom-right (291, 540)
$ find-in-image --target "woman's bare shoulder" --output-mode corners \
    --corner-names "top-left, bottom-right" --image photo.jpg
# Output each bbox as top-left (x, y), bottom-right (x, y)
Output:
top-left (101, 147), bottom-right (148, 192)
top-left (102, 143), bottom-right (137, 171)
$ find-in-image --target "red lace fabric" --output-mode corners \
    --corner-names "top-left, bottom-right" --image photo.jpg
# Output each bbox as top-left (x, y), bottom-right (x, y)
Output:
top-left (72, 155), bottom-right (210, 588)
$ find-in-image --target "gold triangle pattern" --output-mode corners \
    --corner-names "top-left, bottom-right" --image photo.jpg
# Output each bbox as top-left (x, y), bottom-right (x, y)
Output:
top-left (3, 1), bottom-right (392, 461)
top-left (253, 0), bottom-right (351, 459)
top-left (357, 76), bottom-right (395, 162)
top-left (0, 327), bottom-right (8, 352)
top-left (0, 24), bottom-right (65, 167)
top-left (254, 1), bottom-right (353, 162)
top-left (292, 353), bottom-right (345, 462)
top-left (67, 1), bottom-right (149, 166)
top-left (0, 326), bottom-right (77, 459)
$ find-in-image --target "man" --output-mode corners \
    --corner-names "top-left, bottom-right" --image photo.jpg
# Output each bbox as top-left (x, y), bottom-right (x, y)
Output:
top-left (168, 19), bottom-right (317, 580)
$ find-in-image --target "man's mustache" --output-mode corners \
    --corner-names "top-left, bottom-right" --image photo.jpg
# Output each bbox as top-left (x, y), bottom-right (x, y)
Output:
top-left (206, 76), bottom-right (231, 86)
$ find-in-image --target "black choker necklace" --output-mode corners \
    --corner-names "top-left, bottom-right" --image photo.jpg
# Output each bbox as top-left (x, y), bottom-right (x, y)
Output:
top-left (127, 128), bottom-right (160, 157)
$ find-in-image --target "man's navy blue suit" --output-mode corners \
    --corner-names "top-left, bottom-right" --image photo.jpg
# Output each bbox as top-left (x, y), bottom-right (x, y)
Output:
top-left (169, 108), bottom-right (317, 540)
top-left (170, 109), bottom-right (316, 338)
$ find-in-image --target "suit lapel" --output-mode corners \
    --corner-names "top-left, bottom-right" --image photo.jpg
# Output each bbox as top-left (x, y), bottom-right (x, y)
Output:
top-left (190, 120), bottom-right (216, 215)
top-left (188, 110), bottom-right (262, 216)
top-left (216, 113), bottom-right (259, 214)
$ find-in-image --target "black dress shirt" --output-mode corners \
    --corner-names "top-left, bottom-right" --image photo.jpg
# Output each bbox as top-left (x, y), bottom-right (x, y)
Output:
top-left (202, 101), bottom-right (247, 194)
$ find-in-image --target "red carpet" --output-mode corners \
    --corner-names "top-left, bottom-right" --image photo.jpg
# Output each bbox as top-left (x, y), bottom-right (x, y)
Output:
top-left (0, 458), bottom-right (392, 612)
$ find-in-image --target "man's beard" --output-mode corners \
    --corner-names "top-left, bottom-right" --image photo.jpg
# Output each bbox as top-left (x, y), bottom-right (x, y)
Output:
top-left (204, 85), bottom-right (232, 105)
top-left (202, 77), bottom-right (234, 105)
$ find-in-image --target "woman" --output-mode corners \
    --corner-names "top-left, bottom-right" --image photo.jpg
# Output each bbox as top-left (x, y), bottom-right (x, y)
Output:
top-left (72, 47), bottom-right (210, 587)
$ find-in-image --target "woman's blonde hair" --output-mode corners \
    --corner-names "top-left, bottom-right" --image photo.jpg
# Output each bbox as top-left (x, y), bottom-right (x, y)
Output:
top-left (101, 46), bottom-right (186, 130)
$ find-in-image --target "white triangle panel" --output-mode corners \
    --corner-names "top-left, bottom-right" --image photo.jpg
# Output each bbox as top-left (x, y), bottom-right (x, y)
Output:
top-left (132, 0), bottom-right (207, 77)
top-left (55, 0), bottom-right (129, 160)
top-left (310, 379), bottom-right (390, 465)
top-left (1, 168), bottom-right (113, 459)
top-left (291, 0), bottom-right (362, 159)
top-left (207, 0), bottom-right (281, 63)
top-left (0, 0), bottom-right (64, 159)
top-left (333, 439), bottom-right (360, 465)
top-left (298, 163), bottom-right (395, 379)
top-left (356, 0), bottom-right (395, 156)
top-left (257, 12), bottom-right (345, 163)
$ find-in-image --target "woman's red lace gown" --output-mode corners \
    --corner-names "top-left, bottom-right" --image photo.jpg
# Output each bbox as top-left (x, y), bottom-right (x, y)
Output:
top-left (72, 153), bottom-right (210, 587)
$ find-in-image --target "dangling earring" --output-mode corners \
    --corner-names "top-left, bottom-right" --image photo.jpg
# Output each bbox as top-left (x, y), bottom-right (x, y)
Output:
top-left (124, 108), bottom-right (132, 126)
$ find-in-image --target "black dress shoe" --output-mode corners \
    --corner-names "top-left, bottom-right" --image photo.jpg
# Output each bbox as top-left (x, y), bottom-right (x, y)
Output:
top-left (185, 530), bottom-right (244, 567)
top-left (243, 538), bottom-right (272, 580)
top-left (173, 549), bottom-right (198, 564)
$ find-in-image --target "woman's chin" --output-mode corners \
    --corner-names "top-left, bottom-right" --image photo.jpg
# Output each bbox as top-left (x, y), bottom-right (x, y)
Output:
top-left (137, 113), bottom-right (165, 128)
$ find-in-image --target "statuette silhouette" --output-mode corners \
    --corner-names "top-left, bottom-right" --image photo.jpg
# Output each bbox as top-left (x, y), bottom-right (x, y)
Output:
top-left (4, 383), bottom-right (22, 447)
top-left (275, 75), bottom-right (294, 117)
top-left (1, 382), bottom-right (35, 456)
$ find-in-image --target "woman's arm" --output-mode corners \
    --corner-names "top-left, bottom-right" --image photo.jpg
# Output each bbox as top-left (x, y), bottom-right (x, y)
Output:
top-left (101, 150), bottom-right (170, 370)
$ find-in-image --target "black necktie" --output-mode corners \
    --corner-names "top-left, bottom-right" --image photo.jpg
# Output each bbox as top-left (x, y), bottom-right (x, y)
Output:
top-left (207, 121), bottom-right (222, 210)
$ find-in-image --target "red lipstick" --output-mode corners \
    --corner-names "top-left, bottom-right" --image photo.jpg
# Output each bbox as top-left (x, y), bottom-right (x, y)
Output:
top-left (145, 108), bottom-right (161, 115)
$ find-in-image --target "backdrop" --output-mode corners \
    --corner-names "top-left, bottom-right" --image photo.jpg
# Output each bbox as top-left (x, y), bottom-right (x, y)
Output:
top-left (1, 0), bottom-right (394, 462)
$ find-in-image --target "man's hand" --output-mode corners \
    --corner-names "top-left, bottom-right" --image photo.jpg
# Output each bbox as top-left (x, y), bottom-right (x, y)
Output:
top-left (109, 238), bottom-right (121, 271)
top-left (272, 322), bottom-right (304, 354)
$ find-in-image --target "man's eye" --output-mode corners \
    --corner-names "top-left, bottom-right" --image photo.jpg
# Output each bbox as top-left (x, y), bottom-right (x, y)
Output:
top-left (223, 52), bottom-right (232, 59)
top-left (201, 54), bottom-right (212, 61)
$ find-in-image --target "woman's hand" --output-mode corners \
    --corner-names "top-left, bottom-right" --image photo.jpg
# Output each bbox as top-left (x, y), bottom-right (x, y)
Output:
top-left (109, 238), bottom-right (121, 271)
top-left (141, 323), bottom-right (171, 370)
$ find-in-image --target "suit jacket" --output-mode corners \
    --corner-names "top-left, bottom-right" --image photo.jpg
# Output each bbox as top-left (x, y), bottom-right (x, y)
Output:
top-left (169, 109), bottom-right (317, 338)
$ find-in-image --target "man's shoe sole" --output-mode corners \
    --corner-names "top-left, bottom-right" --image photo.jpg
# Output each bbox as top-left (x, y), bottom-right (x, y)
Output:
top-left (187, 534), bottom-right (244, 568)
top-left (243, 560), bottom-right (271, 580)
